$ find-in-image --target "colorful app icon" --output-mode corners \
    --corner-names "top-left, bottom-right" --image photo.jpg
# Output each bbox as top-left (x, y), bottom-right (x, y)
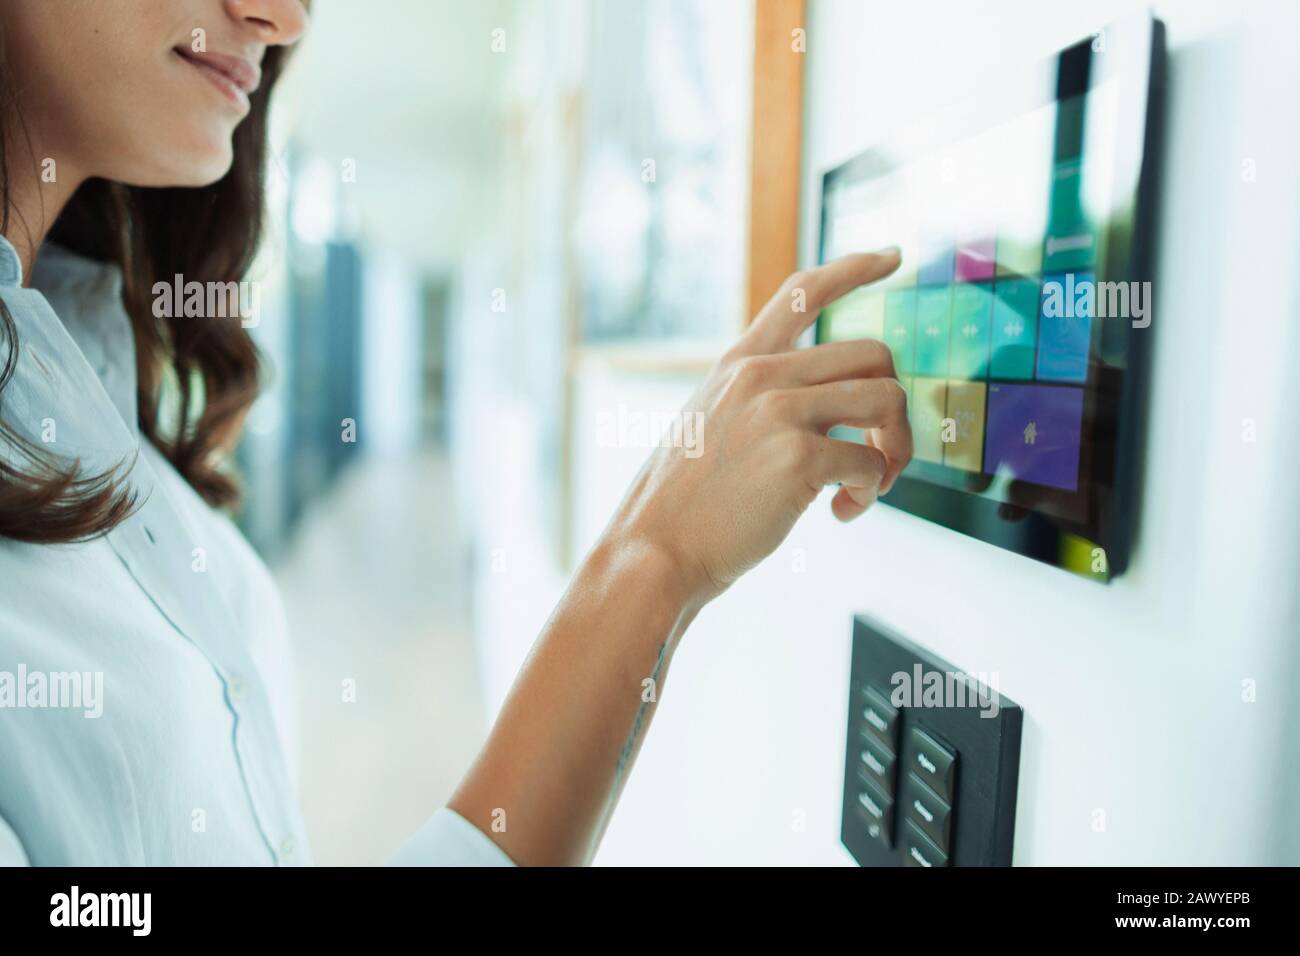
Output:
top-left (910, 377), bottom-right (948, 465)
top-left (990, 277), bottom-right (1040, 379)
top-left (884, 288), bottom-right (918, 376)
top-left (983, 383), bottom-right (1084, 490)
top-left (822, 288), bottom-right (885, 342)
top-left (943, 381), bottom-right (987, 473)
top-left (913, 286), bottom-right (953, 377)
top-left (995, 234), bottom-right (1044, 279)
top-left (955, 237), bottom-right (997, 282)
top-left (948, 282), bottom-right (994, 379)
top-left (917, 238), bottom-right (956, 286)
top-left (1036, 272), bottom-right (1093, 383)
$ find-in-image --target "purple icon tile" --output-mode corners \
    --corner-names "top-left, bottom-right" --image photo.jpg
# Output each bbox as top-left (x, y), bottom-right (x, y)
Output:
top-left (983, 384), bottom-right (1085, 491)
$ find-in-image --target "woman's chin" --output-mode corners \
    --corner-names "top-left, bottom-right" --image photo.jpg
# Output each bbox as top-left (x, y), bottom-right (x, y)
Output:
top-left (170, 144), bottom-right (236, 187)
top-left (120, 138), bottom-right (237, 189)
top-left (184, 156), bottom-right (236, 188)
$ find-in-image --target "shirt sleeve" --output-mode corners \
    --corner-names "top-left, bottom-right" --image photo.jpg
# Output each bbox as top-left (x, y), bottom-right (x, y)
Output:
top-left (0, 815), bottom-right (31, 867)
top-left (388, 807), bottom-right (516, 867)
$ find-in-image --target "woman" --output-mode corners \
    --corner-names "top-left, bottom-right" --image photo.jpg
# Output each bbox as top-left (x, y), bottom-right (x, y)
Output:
top-left (0, 0), bottom-right (909, 866)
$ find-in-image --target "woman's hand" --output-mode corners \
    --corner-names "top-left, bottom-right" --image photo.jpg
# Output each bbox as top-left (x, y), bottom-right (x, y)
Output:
top-left (604, 249), bottom-right (913, 604)
top-left (450, 249), bottom-right (911, 865)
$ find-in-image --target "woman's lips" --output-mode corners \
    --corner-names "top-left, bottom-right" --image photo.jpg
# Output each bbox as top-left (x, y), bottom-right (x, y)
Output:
top-left (174, 48), bottom-right (261, 113)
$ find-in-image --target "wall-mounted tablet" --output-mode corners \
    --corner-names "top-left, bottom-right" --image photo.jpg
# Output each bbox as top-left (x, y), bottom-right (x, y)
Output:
top-left (815, 14), bottom-right (1165, 580)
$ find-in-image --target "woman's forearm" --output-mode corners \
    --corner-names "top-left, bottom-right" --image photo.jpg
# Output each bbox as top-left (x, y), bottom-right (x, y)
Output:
top-left (448, 533), bottom-right (702, 866)
top-left (448, 250), bottom-right (908, 866)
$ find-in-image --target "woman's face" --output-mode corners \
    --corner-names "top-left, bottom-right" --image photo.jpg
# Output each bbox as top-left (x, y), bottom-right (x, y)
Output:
top-left (6, 0), bottom-right (307, 187)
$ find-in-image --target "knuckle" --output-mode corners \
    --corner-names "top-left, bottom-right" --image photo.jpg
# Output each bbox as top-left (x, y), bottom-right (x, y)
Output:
top-left (721, 341), bottom-right (749, 365)
top-left (776, 431), bottom-right (814, 472)
top-left (755, 388), bottom-right (796, 423)
top-left (729, 354), bottom-right (771, 392)
top-left (847, 377), bottom-right (876, 403)
top-left (866, 338), bottom-right (896, 376)
top-left (880, 376), bottom-right (908, 413)
top-left (836, 378), bottom-right (875, 411)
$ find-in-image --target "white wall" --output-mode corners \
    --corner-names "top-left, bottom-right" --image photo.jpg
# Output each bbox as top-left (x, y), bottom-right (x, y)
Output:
top-left (585, 0), bottom-right (1300, 864)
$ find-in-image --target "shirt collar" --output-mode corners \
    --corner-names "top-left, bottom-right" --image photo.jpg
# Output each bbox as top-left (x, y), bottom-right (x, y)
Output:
top-left (0, 232), bottom-right (23, 287)
top-left (27, 241), bottom-right (137, 433)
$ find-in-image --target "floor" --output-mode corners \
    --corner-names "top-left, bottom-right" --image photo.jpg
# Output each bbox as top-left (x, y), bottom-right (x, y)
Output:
top-left (271, 450), bottom-right (489, 866)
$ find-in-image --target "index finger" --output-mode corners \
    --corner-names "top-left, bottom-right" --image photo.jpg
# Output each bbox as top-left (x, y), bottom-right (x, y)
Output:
top-left (741, 248), bottom-right (901, 355)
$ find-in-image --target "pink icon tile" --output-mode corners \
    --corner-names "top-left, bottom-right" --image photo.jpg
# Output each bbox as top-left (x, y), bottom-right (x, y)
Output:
top-left (955, 237), bottom-right (997, 282)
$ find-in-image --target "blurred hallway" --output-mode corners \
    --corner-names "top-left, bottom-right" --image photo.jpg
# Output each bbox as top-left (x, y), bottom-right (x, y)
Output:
top-left (272, 452), bottom-right (488, 866)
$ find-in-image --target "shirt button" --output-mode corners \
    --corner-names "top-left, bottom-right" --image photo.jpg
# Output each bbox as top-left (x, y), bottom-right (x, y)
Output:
top-left (229, 674), bottom-right (245, 699)
top-left (280, 837), bottom-right (296, 860)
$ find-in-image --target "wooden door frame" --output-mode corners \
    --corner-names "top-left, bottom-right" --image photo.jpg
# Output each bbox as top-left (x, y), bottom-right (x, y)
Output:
top-left (745, 0), bottom-right (808, 323)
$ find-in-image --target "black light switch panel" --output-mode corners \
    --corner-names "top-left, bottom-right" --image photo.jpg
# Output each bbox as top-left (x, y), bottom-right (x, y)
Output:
top-left (841, 615), bottom-right (1023, 867)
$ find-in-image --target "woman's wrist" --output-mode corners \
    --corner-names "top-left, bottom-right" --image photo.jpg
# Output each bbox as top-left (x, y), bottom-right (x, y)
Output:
top-left (586, 528), bottom-right (714, 627)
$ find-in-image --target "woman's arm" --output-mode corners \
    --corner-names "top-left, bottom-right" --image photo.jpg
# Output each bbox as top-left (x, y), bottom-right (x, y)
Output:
top-left (448, 250), bottom-right (911, 865)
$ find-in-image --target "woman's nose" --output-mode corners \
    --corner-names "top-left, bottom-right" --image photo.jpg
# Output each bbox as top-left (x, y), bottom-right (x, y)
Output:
top-left (223, 0), bottom-right (309, 46)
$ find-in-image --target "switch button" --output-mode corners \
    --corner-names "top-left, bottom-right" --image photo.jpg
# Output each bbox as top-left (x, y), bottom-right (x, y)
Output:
top-left (855, 783), bottom-right (895, 849)
top-left (901, 819), bottom-right (950, 867)
top-left (860, 685), bottom-right (899, 750)
top-left (856, 733), bottom-right (897, 797)
top-left (902, 773), bottom-right (953, 851)
top-left (909, 727), bottom-right (958, 801)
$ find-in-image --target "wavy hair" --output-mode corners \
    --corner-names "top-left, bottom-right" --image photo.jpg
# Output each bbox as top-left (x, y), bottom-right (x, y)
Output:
top-left (0, 31), bottom-right (294, 543)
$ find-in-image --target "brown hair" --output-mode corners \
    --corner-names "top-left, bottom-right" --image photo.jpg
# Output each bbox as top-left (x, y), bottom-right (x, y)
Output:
top-left (0, 42), bottom-right (293, 544)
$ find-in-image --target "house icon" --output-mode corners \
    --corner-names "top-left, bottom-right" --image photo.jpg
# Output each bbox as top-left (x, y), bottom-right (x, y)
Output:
top-left (1024, 421), bottom-right (1037, 445)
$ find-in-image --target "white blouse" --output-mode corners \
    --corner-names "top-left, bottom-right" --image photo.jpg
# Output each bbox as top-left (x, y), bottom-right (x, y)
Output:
top-left (0, 235), bottom-right (510, 867)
